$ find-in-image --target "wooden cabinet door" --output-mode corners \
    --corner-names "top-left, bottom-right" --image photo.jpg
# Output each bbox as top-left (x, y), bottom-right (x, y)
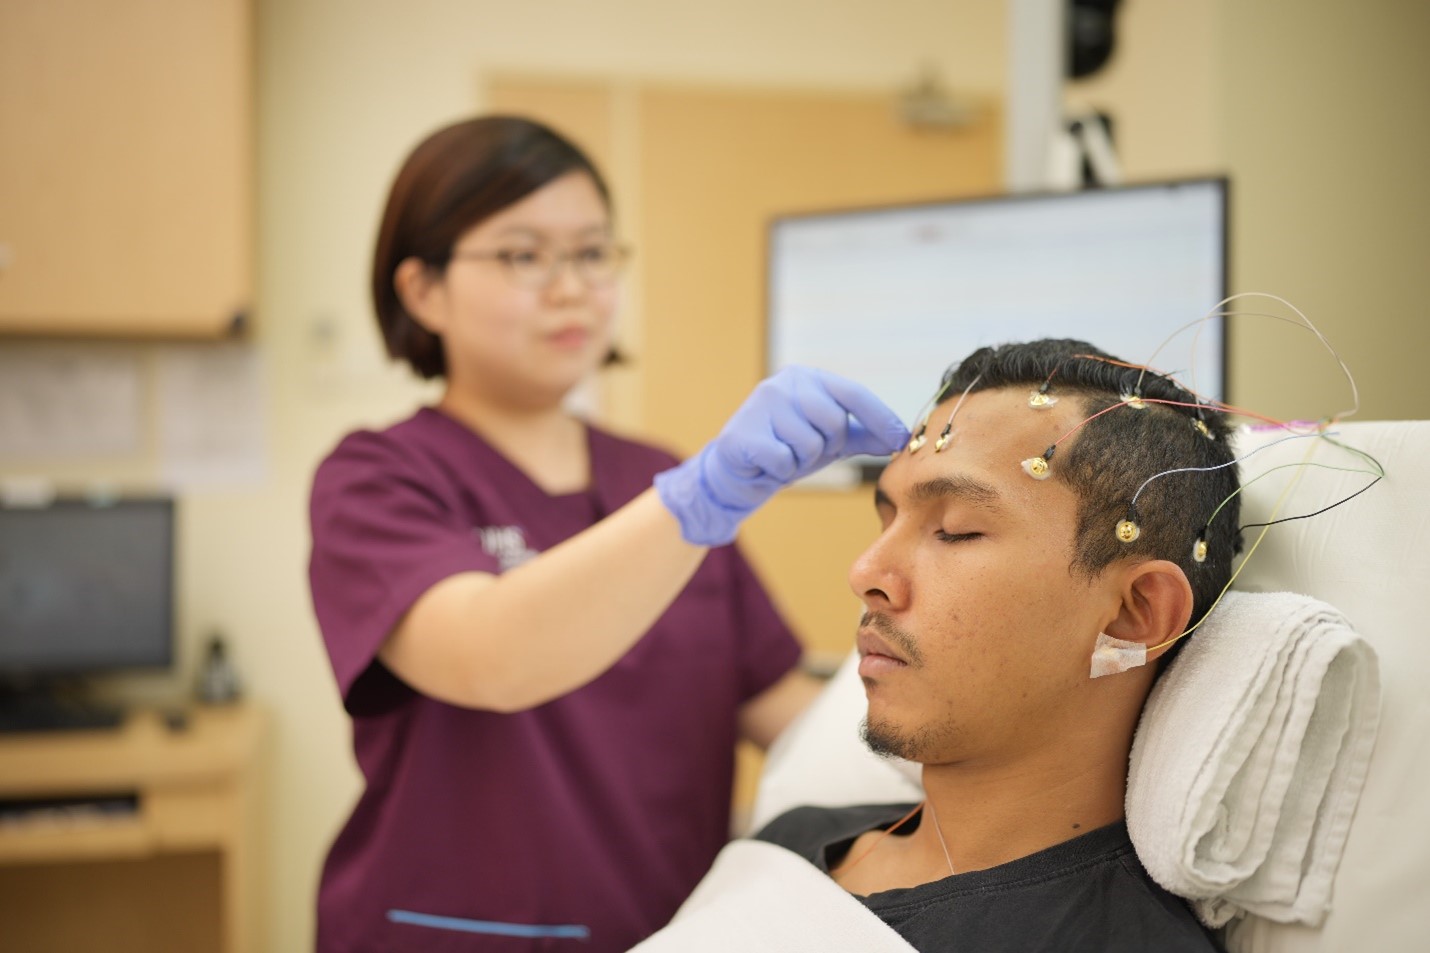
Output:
top-left (0, 0), bottom-right (252, 338)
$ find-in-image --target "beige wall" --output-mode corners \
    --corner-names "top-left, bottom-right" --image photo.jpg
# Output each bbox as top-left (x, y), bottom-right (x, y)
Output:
top-left (1216, 0), bottom-right (1430, 422)
top-left (5, 1), bottom-right (1426, 950)
top-left (1068, 0), bottom-right (1221, 179)
top-left (1073, 0), bottom-right (1429, 421)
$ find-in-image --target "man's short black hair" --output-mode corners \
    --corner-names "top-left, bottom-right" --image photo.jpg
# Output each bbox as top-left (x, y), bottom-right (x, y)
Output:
top-left (939, 339), bottom-right (1242, 648)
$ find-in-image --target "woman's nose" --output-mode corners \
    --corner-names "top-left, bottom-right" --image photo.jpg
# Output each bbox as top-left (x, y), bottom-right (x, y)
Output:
top-left (543, 253), bottom-right (587, 301)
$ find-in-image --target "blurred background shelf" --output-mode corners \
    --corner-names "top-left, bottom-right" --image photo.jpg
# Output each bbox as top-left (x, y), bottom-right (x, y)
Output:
top-left (0, 704), bottom-right (265, 953)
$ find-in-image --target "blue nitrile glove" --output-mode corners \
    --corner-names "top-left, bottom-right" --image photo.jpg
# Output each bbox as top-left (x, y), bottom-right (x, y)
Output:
top-left (654, 366), bottom-right (910, 545)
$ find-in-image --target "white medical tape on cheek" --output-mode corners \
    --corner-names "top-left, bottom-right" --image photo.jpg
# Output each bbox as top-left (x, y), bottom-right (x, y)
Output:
top-left (1090, 632), bottom-right (1148, 678)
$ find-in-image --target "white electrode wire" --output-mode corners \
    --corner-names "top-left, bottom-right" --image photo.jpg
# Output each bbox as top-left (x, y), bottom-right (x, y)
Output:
top-left (1138, 292), bottom-right (1360, 422)
top-left (924, 798), bottom-right (956, 878)
top-left (1185, 307), bottom-right (1307, 411)
top-left (1127, 429), bottom-right (1336, 510)
top-left (1186, 307), bottom-right (1346, 415)
top-left (938, 371), bottom-right (984, 431)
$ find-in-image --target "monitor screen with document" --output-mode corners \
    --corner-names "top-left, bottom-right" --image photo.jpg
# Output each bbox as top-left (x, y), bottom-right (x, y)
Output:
top-left (766, 179), bottom-right (1228, 482)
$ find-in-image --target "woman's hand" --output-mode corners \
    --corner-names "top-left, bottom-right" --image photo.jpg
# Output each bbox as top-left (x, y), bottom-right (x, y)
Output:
top-left (655, 367), bottom-right (909, 545)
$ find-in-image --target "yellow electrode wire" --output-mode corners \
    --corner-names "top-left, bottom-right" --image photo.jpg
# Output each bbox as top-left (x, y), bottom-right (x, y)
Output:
top-left (1148, 435), bottom-right (1316, 652)
top-left (1203, 459), bottom-right (1382, 532)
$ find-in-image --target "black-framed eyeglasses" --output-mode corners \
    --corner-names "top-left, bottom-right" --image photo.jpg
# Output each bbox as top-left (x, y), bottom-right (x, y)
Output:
top-left (448, 241), bottom-right (632, 289)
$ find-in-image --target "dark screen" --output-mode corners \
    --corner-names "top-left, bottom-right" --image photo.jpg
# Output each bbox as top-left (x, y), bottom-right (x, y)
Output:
top-left (0, 499), bottom-right (173, 675)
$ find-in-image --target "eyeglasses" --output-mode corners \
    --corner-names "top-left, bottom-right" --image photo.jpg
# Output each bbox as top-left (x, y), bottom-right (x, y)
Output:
top-left (448, 241), bottom-right (631, 289)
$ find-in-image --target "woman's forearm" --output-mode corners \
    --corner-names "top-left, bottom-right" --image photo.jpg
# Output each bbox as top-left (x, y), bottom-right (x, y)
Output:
top-left (379, 488), bottom-right (707, 711)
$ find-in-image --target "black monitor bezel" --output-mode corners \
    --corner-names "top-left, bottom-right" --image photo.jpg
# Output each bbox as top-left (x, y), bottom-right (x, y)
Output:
top-left (0, 496), bottom-right (175, 679)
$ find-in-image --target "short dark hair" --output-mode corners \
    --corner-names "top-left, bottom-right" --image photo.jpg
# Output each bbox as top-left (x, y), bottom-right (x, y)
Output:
top-left (371, 116), bottom-right (612, 379)
top-left (939, 339), bottom-right (1243, 643)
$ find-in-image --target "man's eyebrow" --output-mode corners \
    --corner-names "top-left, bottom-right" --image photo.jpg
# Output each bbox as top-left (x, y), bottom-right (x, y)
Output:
top-left (874, 475), bottom-right (1005, 511)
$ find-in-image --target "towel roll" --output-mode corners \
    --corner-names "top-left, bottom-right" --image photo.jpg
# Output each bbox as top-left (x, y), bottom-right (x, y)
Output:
top-left (1126, 590), bottom-right (1380, 928)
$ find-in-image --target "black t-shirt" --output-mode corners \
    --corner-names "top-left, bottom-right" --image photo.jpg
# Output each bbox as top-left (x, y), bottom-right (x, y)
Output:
top-left (755, 803), bottom-right (1225, 953)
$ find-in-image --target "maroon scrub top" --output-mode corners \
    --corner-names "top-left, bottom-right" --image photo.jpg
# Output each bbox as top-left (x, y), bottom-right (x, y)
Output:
top-left (308, 407), bottom-right (802, 953)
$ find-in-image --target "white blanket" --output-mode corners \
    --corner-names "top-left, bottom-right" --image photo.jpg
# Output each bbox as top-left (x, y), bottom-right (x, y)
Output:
top-left (1126, 590), bottom-right (1380, 928)
top-left (628, 839), bottom-right (916, 953)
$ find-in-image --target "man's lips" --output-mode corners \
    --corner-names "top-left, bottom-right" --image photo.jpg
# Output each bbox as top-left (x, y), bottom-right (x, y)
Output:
top-left (857, 628), bottom-right (909, 678)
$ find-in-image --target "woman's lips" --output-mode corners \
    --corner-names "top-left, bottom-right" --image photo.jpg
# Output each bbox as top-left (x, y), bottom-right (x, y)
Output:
top-left (547, 326), bottom-right (592, 350)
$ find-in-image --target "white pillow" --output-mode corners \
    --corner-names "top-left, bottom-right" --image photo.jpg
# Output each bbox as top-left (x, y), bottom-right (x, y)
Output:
top-left (1217, 421), bottom-right (1429, 953)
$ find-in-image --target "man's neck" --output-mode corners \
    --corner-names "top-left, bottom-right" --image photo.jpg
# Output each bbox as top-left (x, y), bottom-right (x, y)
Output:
top-left (832, 739), bottom-right (1132, 897)
top-left (918, 748), bottom-right (1129, 872)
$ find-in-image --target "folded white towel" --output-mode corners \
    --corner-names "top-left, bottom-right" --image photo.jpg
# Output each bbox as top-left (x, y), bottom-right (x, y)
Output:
top-left (1126, 590), bottom-right (1380, 928)
top-left (627, 840), bottom-right (916, 953)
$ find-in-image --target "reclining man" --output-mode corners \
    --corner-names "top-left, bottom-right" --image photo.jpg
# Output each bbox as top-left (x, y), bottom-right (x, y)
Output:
top-left (750, 339), bottom-right (1236, 952)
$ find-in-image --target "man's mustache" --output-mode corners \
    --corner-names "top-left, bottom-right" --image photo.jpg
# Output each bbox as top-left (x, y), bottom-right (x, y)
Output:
top-left (859, 611), bottom-right (922, 666)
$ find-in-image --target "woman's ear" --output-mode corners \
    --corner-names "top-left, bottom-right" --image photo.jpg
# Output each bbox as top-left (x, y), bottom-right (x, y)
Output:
top-left (394, 257), bottom-right (448, 335)
top-left (1102, 560), bottom-right (1195, 663)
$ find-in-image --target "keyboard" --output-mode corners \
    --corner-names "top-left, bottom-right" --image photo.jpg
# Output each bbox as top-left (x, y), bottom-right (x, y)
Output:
top-left (0, 698), bottom-right (125, 733)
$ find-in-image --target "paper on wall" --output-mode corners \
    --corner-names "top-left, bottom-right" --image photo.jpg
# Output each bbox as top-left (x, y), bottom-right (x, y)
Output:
top-left (156, 344), bottom-right (267, 489)
top-left (0, 349), bottom-right (143, 458)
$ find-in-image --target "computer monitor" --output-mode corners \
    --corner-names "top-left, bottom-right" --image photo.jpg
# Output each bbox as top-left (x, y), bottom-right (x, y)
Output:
top-left (767, 178), bottom-right (1228, 481)
top-left (0, 497), bottom-right (174, 728)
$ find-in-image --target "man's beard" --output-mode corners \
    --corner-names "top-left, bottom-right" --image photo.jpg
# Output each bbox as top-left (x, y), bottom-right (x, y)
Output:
top-left (858, 611), bottom-right (950, 761)
top-left (861, 714), bottom-right (948, 763)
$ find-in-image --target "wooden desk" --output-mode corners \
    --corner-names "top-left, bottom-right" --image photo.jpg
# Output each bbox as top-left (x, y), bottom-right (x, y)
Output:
top-left (0, 705), bottom-right (264, 953)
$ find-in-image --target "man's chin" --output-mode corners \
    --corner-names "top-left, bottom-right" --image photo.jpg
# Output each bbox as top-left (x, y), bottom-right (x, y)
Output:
top-left (861, 715), bottom-right (923, 762)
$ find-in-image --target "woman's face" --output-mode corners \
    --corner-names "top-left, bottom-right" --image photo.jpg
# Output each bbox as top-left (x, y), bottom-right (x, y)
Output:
top-left (412, 171), bottom-right (621, 409)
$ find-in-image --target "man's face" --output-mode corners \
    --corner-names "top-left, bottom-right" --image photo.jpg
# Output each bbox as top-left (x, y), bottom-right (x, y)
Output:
top-left (851, 386), bottom-right (1124, 766)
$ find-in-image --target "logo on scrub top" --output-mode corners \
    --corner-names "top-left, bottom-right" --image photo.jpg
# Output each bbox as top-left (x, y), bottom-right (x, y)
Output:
top-left (475, 525), bottom-right (539, 572)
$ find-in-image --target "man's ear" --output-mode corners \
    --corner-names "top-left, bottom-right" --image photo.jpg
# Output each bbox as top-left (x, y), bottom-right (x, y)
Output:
top-left (1102, 559), bottom-right (1194, 663)
top-left (393, 257), bottom-right (448, 335)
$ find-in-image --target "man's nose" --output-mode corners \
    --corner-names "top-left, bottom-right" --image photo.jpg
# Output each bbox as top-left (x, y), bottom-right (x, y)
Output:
top-left (848, 531), bottom-right (906, 610)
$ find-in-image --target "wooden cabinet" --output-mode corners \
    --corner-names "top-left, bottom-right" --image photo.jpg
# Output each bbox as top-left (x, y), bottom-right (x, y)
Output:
top-left (0, 705), bottom-right (265, 953)
top-left (0, 0), bottom-right (253, 338)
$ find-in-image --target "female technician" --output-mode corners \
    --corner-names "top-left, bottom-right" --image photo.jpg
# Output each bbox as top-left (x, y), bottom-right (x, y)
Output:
top-left (307, 116), bottom-right (907, 953)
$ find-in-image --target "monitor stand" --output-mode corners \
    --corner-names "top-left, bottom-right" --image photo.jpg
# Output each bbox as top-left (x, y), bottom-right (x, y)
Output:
top-left (0, 682), bottom-right (125, 733)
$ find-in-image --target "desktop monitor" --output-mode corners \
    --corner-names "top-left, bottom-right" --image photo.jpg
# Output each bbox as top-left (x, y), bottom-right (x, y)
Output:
top-left (767, 178), bottom-right (1228, 481)
top-left (0, 497), bottom-right (174, 680)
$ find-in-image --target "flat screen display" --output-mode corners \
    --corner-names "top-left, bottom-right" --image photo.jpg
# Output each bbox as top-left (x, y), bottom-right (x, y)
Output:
top-left (0, 498), bottom-right (173, 676)
top-left (767, 179), bottom-right (1227, 481)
